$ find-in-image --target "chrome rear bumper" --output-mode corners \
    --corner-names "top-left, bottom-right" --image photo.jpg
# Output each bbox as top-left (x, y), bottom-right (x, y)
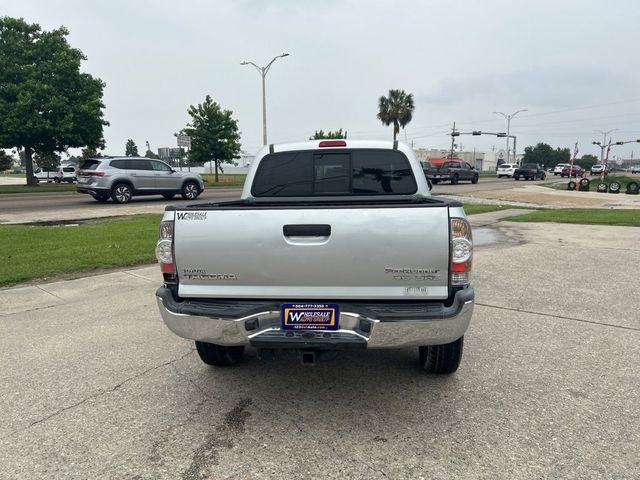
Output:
top-left (155, 287), bottom-right (474, 349)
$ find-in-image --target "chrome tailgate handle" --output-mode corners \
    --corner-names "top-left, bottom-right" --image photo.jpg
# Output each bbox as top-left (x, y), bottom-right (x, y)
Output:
top-left (283, 224), bottom-right (331, 237)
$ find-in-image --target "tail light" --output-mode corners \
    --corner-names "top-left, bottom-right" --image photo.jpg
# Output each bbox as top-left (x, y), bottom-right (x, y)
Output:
top-left (450, 218), bottom-right (473, 287)
top-left (156, 219), bottom-right (176, 284)
top-left (80, 171), bottom-right (105, 177)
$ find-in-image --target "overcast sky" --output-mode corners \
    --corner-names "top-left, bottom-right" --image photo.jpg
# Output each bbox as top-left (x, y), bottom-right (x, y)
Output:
top-left (4, 0), bottom-right (640, 161)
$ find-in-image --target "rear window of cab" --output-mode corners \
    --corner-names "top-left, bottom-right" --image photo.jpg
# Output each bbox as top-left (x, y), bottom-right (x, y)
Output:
top-left (251, 149), bottom-right (417, 197)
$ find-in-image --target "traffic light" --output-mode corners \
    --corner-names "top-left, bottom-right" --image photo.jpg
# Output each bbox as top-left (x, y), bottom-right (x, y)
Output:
top-left (451, 132), bottom-right (460, 137)
top-left (472, 131), bottom-right (482, 136)
top-left (496, 132), bottom-right (507, 138)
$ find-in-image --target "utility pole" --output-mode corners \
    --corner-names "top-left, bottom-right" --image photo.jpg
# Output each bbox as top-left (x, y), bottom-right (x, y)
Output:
top-left (449, 122), bottom-right (458, 159)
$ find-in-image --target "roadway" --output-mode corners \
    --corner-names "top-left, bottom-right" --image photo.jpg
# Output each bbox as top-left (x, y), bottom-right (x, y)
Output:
top-left (0, 177), bottom-right (549, 216)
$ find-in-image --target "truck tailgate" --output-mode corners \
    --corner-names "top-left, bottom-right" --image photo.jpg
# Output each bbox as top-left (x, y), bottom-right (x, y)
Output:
top-left (174, 205), bottom-right (451, 300)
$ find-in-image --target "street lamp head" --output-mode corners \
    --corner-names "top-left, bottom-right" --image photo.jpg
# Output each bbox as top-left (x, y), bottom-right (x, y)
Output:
top-left (281, 53), bottom-right (290, 57)
top-left (240, 61), bottom-right (248, 65)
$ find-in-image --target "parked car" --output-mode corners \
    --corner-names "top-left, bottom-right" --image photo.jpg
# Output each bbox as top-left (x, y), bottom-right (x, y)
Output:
top-left (631, 165), bottom-right (640, 174)
top-left (76, 157), bottom-right (204, 204)
top-left (496, 163), bottom-right (518, 178)
top-left (553, 163), bottom-right (571, 176)
top-left (423, 160), bottom-right (479, 184)
top-left (561, 165), bottom-right (584, 178)
top-left (590, 164), bottom-right (607, 175)
top-left (514, 163), bottom-right (546, 180)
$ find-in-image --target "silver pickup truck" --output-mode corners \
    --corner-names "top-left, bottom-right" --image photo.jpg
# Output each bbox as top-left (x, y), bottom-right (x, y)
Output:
top-left (155, 140), bottom-right (474, 373)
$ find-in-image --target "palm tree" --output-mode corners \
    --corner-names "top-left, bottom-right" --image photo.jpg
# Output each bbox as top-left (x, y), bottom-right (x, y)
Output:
top-left (377, 89), bottom-right (415, 141)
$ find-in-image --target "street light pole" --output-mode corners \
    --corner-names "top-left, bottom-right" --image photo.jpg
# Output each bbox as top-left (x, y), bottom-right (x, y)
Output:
top-left (594, 129), bottom-right (617, 162)
top-left (241, 53), bottom-right (290, 145)
top-left (493, 109), bottom-right (527, 163)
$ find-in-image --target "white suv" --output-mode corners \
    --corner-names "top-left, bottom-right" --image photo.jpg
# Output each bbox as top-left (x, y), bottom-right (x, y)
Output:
top-left (554, 163), bottom-right (571, 176)
top-left (496, 163), bottom-right (517, 178)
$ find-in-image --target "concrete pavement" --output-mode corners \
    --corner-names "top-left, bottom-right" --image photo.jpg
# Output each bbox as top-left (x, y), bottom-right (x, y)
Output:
top-left (0, 215), bottom-right (639, 479)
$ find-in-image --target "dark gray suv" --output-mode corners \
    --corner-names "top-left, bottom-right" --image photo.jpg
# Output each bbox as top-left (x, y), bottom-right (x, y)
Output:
top-left (76, 157), bottom-right (204, 204)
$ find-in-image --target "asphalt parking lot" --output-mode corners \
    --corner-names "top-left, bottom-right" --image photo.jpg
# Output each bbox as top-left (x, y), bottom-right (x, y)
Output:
top-left (1, 211), bottom-right (638, 479)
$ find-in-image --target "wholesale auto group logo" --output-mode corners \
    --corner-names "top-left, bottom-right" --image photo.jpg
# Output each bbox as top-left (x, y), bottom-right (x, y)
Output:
top-left (176, 212), bottom-right (207, 220)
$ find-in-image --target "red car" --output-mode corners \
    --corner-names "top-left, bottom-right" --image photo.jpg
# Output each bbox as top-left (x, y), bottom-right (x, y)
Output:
top-left (561, 165), bottom-right (584, 178)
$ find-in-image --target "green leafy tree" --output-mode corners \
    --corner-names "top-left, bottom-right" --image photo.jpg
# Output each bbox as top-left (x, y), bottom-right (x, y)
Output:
top-left (144, 149), bottom-right (159, 159)
top-left (33, 150), bottom-right (60, 170)
top-left (522, 143), bottom-right (553, 169)
top-left (522, 143), bottom-right (571, 170)
top-left (309, 129), bottom-right (347, 140)
top-left (125, 139), bottom-right (139, 156)
top-left (576, 154), bottom-right (598, 170)
top-left (0, 151), bottom-right (13, 171)
top-left (552, 147), bottom-right (571, 167)
top-left (0, 17), bottom-right (108, 186)
top-left (377, 89), bottom-right (415, 141)
top-left (81, 146), bottom-right (100, 160)
top-left (181, 95), bottom-right (242, 182)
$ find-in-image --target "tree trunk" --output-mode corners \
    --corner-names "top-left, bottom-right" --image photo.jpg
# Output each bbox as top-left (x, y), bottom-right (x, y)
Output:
top-left (393, 121), bottom-right (399, 141)
top-left (214, 160), bottom-right (219, 183)
top-left (24, 146), bottom-right (36, 187)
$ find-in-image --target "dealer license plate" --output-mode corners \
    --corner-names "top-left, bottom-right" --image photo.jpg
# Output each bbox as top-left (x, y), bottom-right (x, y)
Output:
top-left (281, 303), bottom-right (340, 331)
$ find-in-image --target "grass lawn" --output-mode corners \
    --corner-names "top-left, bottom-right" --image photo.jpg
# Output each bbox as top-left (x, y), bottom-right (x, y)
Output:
top-left (0, 184), bottom-right (77, 194)
top-left (0, 214), bottom-right (161, 287)
top-left (502, 208), bottom-right (640, 226)
top-left (202, 174), bottom-right (246, 188)
top-left (2, 203), bottom-right (638, 287)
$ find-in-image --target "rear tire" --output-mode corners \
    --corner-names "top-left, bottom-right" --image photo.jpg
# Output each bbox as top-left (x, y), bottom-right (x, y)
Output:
top-left (111, 183), bottom-right (133, 204)
top-left (419, 337), bottom-right (463, 374)
top-left (195, 341), bottom-right (244, 366)
top-left (181, 181), bottom-right (200, 200)
top-left (471, 174), bottom-right (479, 184)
